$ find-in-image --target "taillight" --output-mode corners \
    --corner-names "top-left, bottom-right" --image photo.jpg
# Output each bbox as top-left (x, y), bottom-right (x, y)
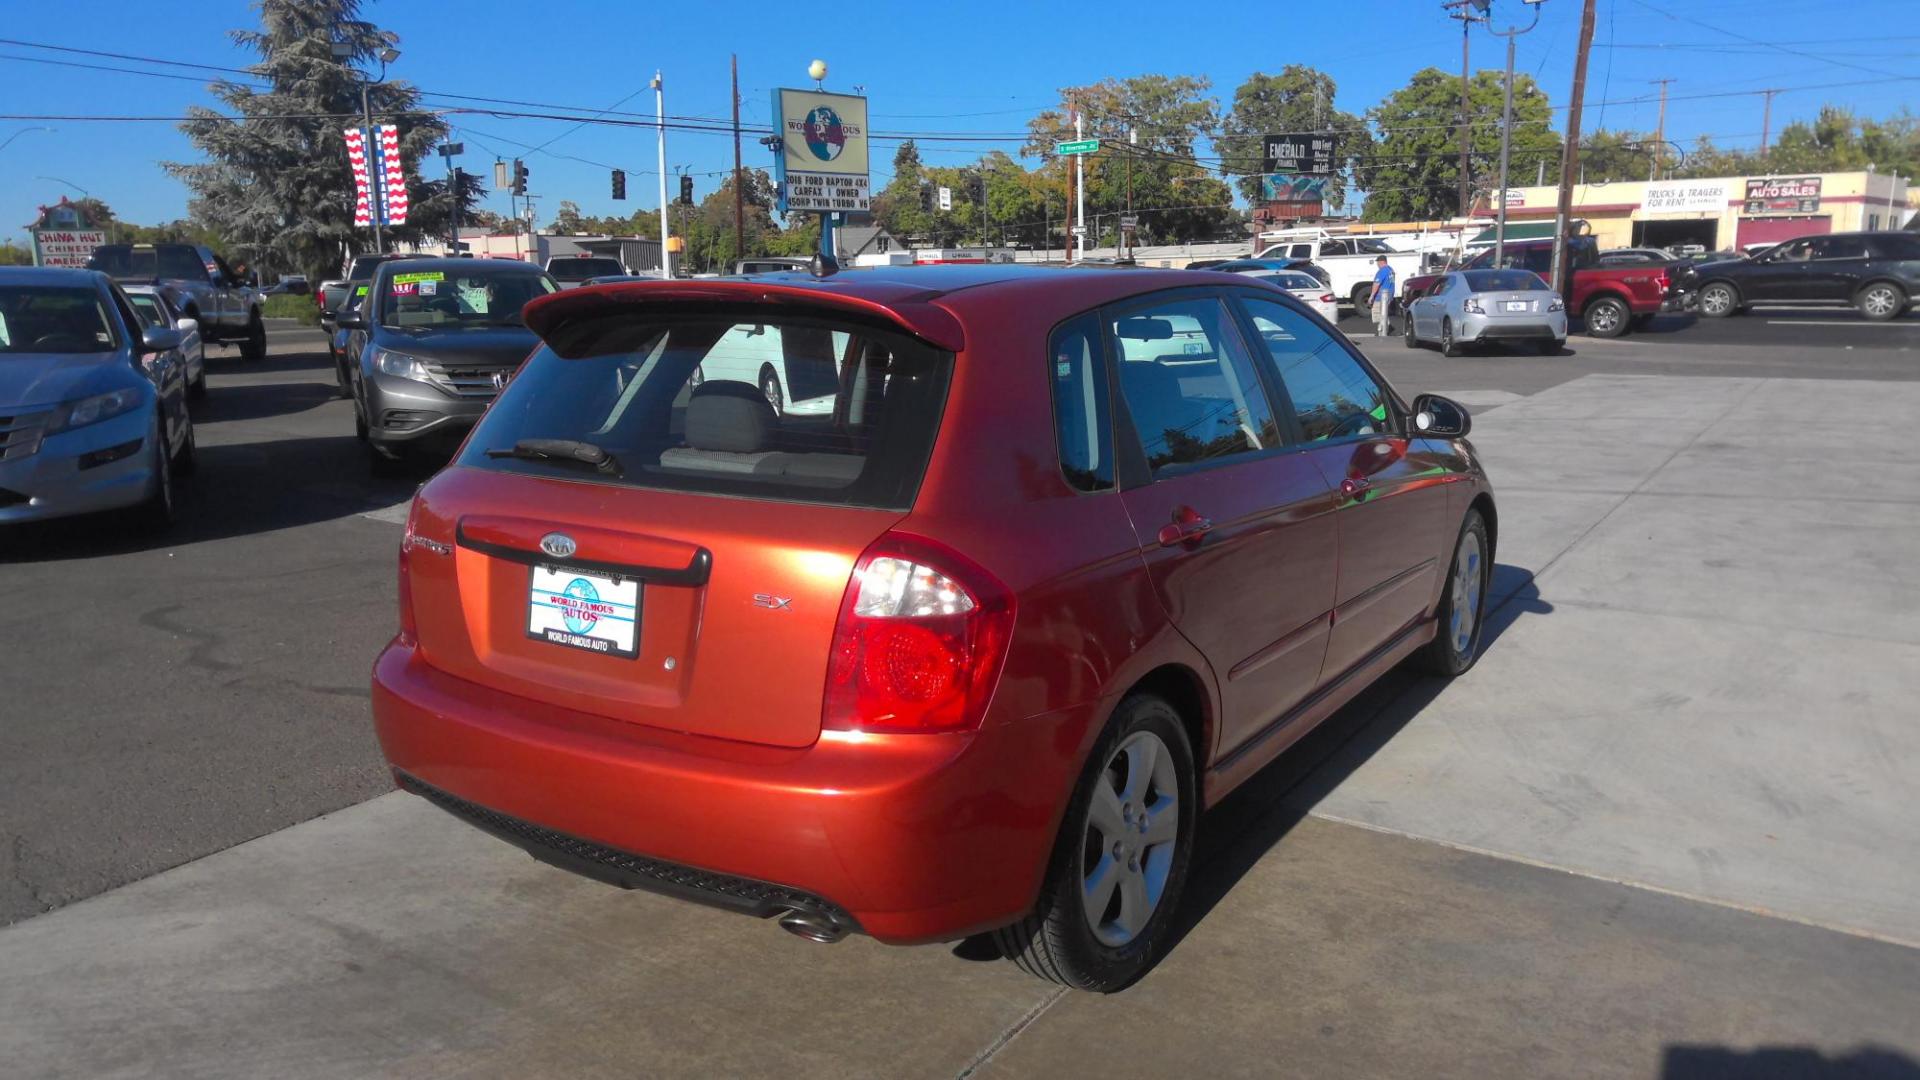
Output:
top-left (1319, 293), bottom-right (1336, 303)
top-left (1655, 271), bottom-right (1670, 293)
top-left (823, 534), bottom-right (1015, 734)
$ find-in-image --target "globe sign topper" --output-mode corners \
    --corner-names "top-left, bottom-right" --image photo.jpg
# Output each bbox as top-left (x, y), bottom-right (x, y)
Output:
top-left (802, 106), bottom-right (847, 162)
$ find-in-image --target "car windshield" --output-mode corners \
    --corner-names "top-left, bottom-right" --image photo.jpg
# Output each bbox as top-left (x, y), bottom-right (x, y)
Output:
top-left (347, 255), bottom-right (397, 279)
top-left (378, 269), bottom-right (557, 329)
top-left (126, 294), bottom-right (169, 327)
top-left (87, 246), bottom-right (207, 282)
top-left (1463, 270), bottom-right (1547, 292)
top-left (1353, 238), bottom-right (1395, 255)
top-left (458, 314), bottom-right (950, 509)
top-left (0, 285), bottom-right (118, 354)
top-left (547, 257), bottom-right (625, 282)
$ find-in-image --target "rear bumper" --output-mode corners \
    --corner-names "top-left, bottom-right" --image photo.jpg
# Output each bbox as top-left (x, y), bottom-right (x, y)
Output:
top-left (1460, 310), bottom-right (1567, 341)
top-left (371, 642), bottom-right (1094, 943)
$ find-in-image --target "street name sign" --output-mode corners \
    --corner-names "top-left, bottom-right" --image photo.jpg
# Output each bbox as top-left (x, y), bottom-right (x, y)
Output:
top-left (1055, 139), bottom-right (1100, 156)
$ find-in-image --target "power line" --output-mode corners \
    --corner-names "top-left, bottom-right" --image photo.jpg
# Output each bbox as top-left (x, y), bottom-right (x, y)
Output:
top-left (1620, 0), bottom-right (1913, 80)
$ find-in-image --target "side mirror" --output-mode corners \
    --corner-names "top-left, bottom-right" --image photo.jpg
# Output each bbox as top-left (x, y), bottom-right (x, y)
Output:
top-left (174, 317), bottom-right (199, 335)
top-left (1411, 393), bottom-right (1471, 438)
top-left (335, 312), bottom-right (367, 331)
top-left (140, 325), bottom-right (183, 354)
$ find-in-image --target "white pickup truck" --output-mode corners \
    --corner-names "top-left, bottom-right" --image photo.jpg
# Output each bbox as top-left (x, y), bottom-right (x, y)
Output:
top-left (1254, 230), bottom-right (1426, 314)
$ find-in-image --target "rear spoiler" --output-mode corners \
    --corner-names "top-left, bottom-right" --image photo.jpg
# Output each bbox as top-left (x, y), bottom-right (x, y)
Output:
top-left (522, 280), bottom-right (966, 353)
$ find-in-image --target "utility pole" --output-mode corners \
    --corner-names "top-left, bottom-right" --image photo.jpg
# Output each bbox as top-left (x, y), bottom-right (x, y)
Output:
top-left (361, 82), bottom-right (383, 254)
top-left (1073, 105), bottom-right (1087, 261)
top-left (1126, 126), bottom-right (1137, 260)
top-left (1549, 0), bottom-right (1597, 300)
top-left (1488, 1), bottom-right (1543, 267)
top-left (731, 54), bottom-right (745, 262)
top-left (652, 71), bottom-right (671, 279)
top-left (1444, 1), bottom-right (1486, 218)
top-left (1760, 89), bottom-right (1779, 160)
top-left (1649, 78), bottom-right (1674, 180)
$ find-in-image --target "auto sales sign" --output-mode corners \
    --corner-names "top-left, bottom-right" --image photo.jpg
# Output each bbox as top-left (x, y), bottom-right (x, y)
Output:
top-left (775, 88), bottom-right (869, 213)
top-left (1744, 176), bottom-right (1822, 215)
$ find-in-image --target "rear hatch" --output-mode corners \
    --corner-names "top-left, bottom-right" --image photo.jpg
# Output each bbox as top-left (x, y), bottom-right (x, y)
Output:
top-left (402, 298), bottom-right (952, 748)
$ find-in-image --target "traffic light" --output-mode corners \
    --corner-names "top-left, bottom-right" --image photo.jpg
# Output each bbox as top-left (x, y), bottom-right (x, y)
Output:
top-left (511, 159), bottom-right (528, 196)
top-left (920, 184), bottom-right (933, 212)
top-left (611, 169), bottom-right (626, 200)
top-left (679, 175), bottom-right (694, 205)
top-left (971, 174), bottom-right (986, 202)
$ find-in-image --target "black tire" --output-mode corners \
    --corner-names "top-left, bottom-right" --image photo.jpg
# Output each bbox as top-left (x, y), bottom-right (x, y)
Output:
top-left (1440, 317), bottom-right (1460, 357)
top-left (1350, 285), bottom-right (1372, 321)
top-left (239, 310), bottom-right (267, 360)
top-left (1857, 281), bottom-right (1906, 322)
top-left (173, 413), bottom-right (197, 477)
top-left (758, 366), bottom-right (784, 417)
top-left (138, 422), bottom-right (177, 531)
top-left (188, 364), bottom-right (208, 400)
top-left (1584, 296), bottom-right (1629, 338)
top-left (1403, 313), bottom-right (1420, 349)
top-left (992, 693), bottom-right (1198, 992)
top-left (353, 391), bottom-right (370, 443)
top-left (1413, 509), bottom-right (1490, 677)
top-left (1697, 282), bottom-right (1740, 319)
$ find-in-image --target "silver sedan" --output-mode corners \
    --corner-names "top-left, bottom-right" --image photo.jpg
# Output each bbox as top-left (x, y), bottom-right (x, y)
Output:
top-left (1404, 269), bottom-right (1568, 356)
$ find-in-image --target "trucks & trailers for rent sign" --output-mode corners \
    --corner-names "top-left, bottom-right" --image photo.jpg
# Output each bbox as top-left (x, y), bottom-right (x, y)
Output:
top-left (776, 88), bottom-right (870, 213)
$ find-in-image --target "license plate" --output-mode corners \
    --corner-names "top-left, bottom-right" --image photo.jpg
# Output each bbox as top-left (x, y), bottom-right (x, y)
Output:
top-left (1504, 301), bottom-right (1530, 312)
top-left (527, 563), bottom-right (640, 658)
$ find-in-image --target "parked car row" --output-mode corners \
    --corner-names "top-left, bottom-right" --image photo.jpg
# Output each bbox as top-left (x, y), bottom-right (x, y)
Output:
top-left (0, 267), bottom-right (199, 529)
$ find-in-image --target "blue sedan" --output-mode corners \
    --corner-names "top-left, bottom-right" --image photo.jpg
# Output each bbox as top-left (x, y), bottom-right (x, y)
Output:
top-left (0, 267), bottom-right (196, 528)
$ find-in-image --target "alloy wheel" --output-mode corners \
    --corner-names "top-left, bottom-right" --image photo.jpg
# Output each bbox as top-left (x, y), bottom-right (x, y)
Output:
top-left (1862, 285), bottom-right (1899, 318)
top-left (1700, 285), bottom-right (1734, 316)
top-left (1588, 300), bottom-right (1622, 335)
top-left (1081, 729), bottom-right (1179, 948)
top-left (1450, 528), bottom-right (1484, 654)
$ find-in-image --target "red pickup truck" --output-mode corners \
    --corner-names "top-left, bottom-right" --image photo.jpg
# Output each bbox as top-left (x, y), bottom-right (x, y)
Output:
top-left (1401, 236), bottom-right (1670, 338)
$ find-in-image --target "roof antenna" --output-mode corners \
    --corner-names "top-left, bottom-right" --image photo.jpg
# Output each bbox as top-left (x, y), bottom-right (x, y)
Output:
top-left (810, 251), bottom-right (839, 278)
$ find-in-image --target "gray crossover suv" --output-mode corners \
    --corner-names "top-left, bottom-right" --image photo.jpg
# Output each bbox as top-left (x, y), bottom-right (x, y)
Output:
top-left (337, 259), bottom-right (556, 466)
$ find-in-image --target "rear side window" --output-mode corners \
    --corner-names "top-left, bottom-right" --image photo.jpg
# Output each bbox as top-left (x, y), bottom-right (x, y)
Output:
top-left (1109, 296), bottom-right (1282, 477)
top-left (1049, 313), bottom-right (1113, 491)
top-left (1867, 234), bottom-right (1920, 259)
top-left (459, 314), bottom-right (950, 509)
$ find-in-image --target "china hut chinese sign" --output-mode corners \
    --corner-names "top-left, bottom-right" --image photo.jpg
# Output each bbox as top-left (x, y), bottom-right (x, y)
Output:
top-left (28, 198), bottom-right (107, 268)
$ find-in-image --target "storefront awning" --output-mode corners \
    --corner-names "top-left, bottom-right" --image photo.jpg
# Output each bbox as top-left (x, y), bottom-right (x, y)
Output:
top-left (1467, 221), bottom-right (1560, 244)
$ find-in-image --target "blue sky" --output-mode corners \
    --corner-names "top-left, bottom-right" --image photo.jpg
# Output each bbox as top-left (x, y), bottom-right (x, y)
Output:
top-left (4, 0), bottom-right (1918, 243)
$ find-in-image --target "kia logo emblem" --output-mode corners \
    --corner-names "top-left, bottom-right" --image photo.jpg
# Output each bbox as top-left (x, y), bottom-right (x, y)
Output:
top-left (540, 532), bottom-right (577, 559)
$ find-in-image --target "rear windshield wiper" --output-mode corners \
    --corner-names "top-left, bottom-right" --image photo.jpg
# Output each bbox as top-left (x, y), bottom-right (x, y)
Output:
top-left (485, 438), bottom-right (622, 476)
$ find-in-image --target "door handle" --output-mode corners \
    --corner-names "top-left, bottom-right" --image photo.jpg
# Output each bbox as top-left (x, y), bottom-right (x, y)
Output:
top-left (1157, 508), bottom-right (1214, 548)
top-left (1341, 476), bottom-right (1372, 498)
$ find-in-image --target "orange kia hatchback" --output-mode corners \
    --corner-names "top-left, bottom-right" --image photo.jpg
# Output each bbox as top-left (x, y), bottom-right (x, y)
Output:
top-left (373, 265), bottom-right (1495, 991)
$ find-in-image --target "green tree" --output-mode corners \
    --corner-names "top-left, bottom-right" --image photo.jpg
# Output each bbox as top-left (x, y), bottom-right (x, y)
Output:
top-left (1576, 128), bottom-right (1662, 183)
top-left (167, 0), bottom-right (447, 283)
top-left (0, 242), bottom-right (33, 266)
top-left (1025, 75), bottom-right (1234, 244)
top-left (872, 140), bottom-right (935, 243)
top-left (549, 200), bottom-right (588, 233)
top-left (1218, 67), bottom-right (1370, 208)
top-left (407, 168), bottom-right (488, 245)
top-left (1355, 67), bottom-right (1561, 222)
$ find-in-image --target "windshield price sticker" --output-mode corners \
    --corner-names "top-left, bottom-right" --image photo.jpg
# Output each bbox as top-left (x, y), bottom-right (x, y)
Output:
top-left (392, 271), bottom-right (446, 285)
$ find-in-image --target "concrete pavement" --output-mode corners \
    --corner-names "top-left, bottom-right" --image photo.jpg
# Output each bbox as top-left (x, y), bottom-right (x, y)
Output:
top-left (4, 369), bottom-right (1917, 1078)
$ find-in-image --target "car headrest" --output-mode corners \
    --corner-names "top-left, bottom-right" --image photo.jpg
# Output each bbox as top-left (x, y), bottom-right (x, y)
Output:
top-left (686, 381), bottom-right (776, 453)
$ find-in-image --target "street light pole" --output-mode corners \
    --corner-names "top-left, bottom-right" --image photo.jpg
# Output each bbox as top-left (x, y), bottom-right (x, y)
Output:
top-left (1, 126), bottom-right (55, 154)
top-left (1487, 1), bottom-right (1543, 267)
top-left (361, 80), bottom-right (383, 254)
top-left (653, 71), bottom-right (671, 280)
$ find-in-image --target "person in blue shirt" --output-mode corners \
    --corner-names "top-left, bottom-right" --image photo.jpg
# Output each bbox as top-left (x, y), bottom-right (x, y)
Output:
top-left (1367, 255), bottom-right (1396, 337)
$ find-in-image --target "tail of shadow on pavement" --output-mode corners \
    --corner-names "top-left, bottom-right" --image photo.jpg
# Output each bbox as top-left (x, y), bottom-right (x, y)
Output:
top-left (1161, 565), bottom-right (1551, 964)
top-left (957, 566), bottom-right (1554, 977)
top-left (1662, 1044), bottom-right (1920, 1080)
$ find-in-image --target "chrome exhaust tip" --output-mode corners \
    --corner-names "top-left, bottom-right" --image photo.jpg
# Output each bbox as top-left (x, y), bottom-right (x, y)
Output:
top-left (777, 904), bottom-right (850, 944)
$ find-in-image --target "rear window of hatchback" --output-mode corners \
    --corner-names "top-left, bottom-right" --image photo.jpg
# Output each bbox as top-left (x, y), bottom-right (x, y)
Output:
top-left (457, 311), bottom-right (952, 510)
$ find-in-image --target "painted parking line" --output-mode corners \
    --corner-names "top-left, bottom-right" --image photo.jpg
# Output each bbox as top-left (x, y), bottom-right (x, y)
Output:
top-left (360, 502), bottom-right (411, 524)
top-left (1763, 320), bottom-right (1920, 328)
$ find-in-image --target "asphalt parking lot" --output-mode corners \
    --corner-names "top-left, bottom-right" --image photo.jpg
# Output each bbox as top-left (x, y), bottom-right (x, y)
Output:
top-left (3, 313), bottom-right (1918, 1079)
